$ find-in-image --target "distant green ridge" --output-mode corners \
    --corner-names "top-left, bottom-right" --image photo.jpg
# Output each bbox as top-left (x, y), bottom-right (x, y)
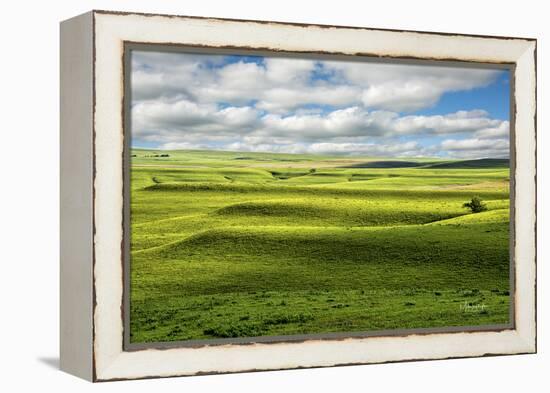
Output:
top-left (425, 158), bottom-right (509, 169)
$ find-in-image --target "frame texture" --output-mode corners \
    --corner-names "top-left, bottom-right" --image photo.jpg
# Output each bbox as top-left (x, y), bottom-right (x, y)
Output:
top-left (60, 10), bottom-right (537, 381)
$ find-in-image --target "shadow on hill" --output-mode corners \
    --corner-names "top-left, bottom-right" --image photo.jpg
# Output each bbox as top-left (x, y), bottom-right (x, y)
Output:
top-left (425, 158), bottom-right (509, 169)
top-left (341, 158), bottom-right (509, 169)
top-left (341, 161), bottom-right (426, 168)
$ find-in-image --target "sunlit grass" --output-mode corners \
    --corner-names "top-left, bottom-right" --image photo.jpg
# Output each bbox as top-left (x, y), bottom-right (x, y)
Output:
top-left (129, 150), bottom-right (511, 343)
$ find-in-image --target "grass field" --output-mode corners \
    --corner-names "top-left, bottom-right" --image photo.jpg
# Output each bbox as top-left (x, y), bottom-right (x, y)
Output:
top-left (129, 148), bottom-right (511, 343)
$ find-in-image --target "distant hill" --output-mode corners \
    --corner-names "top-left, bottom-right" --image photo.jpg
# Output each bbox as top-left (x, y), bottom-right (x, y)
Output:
top-left (131, 148), bottom-right (509, 170)
top-left (341, 161), bottom-right (427, 168)
top-left (340, 158), bottom-right (509, 169)
top-left (425, 158), bottom-right (509, 169)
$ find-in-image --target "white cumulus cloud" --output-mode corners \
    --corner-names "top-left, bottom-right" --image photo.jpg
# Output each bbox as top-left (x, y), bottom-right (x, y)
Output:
top-left (130, 50), bottom-right (510, 159)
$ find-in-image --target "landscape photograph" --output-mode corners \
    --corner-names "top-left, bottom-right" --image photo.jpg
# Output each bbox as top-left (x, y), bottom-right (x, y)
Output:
top-left (128, 50), bottom-right (512, 344)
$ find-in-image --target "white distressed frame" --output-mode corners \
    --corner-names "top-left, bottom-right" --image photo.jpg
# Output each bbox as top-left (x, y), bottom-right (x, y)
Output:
top-left (61, 10), bottom-right (536, 381)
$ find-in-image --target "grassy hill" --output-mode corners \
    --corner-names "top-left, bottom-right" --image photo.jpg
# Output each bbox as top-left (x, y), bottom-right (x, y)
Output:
top-left (129, 149), bottom-right (511, 343)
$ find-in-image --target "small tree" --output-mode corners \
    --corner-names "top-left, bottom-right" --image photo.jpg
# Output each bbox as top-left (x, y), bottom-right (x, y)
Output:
top-left (463, 196), bottom-right (487, 213)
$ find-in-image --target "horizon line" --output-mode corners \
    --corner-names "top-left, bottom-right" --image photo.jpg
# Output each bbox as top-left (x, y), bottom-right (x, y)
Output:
top-left (130, 146), bottom-right (510, 161)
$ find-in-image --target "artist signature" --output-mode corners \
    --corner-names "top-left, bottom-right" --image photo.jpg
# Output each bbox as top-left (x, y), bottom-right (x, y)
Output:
top-left (460, 302), bottom-right (488, 313)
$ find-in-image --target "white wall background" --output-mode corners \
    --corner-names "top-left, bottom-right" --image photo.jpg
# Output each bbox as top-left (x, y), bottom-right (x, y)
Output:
top-left (0, 0), bottom-right (545, 391)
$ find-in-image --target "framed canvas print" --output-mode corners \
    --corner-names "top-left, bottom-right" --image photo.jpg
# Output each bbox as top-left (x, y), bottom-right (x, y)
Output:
top-left (60, 10), bottom-right (537, 381)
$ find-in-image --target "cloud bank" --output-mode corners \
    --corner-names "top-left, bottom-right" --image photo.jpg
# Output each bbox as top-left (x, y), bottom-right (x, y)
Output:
top-left (131, 51), bottom-right (510, 159)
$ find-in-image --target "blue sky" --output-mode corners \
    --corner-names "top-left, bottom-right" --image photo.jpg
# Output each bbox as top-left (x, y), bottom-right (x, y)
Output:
top-left (415, 72), bottom-right (509, 119)
top-left (131, 51), bottom-right (510, 159)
